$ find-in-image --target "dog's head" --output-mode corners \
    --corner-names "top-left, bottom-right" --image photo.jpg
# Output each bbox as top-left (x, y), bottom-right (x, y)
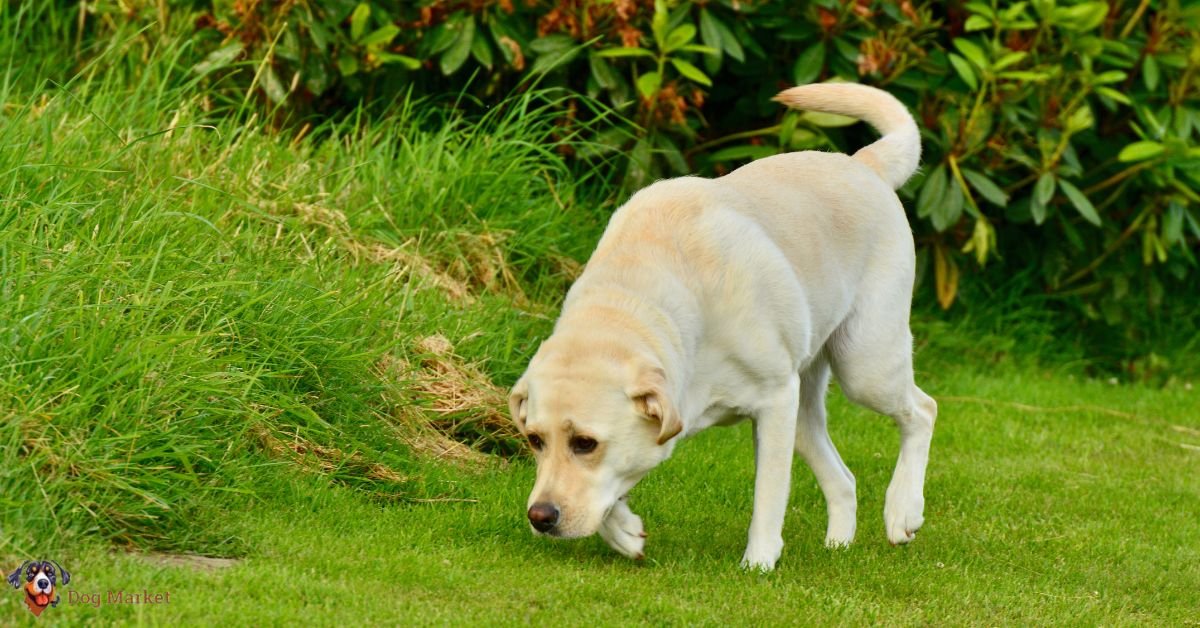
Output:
top-left (510, 336), bottom-right (682, 538)
top-left (8, 560), bottom-right (68, 615)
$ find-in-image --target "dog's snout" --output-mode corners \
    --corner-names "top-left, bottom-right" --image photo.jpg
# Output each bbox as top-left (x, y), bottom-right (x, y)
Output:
top-left (36, 578), bottom-right (49, 589)
top-left (527, 502), bottom-right (560, 532)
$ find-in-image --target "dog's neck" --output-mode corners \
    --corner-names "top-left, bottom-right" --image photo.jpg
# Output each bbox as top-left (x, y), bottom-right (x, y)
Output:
top-left (558, 279), bottom-right (698, 397)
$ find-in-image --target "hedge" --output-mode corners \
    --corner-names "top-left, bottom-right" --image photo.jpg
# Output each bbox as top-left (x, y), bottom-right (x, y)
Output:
top-left (14, 0), bottom-right (1200, 357)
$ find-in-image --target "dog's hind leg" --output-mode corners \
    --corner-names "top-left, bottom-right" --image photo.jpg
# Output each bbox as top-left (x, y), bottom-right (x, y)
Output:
top-left (741, 373), bottom-right (802, 572)
top-left (794, 356), bottom-right (857, 547)
top-left (830, 303), bottom-right (937, 546)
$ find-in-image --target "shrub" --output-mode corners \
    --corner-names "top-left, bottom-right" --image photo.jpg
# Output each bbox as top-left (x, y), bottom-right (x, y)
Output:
top-left (14, 0), bottom-right (1200, 364)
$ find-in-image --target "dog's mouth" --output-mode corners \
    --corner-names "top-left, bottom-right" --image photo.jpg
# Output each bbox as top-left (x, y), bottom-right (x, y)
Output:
top-left (27, 590), bottom-right (50, 607)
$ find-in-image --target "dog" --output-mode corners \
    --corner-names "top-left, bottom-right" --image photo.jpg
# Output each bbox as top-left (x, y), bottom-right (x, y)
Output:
top-left (509, 83), bottom-right (937, 571)
top-left (7, 560), bottom-right (70, 616)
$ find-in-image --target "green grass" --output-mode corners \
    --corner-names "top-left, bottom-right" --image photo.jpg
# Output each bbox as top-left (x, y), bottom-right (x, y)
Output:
top-left (3, 367), bottom-right (1197, 625)
top-left (0, 20), bottom-right (597, 552)
top-left (2, 7), bottom-right (1199, 625)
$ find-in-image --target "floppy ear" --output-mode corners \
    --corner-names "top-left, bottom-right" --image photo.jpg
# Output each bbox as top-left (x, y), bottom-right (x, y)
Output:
top-left (6, 562), bottom-right (31, 589)
top-left (51, 560), bottom-right (69, 586)
top-left (628, 364), bottom-right (682, 445)
top-left (508, 375), bottom-right (529, 432)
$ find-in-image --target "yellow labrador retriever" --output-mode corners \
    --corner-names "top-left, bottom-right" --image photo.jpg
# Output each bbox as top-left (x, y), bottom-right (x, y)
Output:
top-left (509, 83), bottom-right (937, 571)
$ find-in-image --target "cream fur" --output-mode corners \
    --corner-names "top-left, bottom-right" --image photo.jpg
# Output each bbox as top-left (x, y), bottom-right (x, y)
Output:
top-left (510, 83), bottom-right (937, 571)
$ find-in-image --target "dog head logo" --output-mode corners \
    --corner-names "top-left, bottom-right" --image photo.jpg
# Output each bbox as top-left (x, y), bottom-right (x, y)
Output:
top-left (6, 560), bottom-right (70, 617)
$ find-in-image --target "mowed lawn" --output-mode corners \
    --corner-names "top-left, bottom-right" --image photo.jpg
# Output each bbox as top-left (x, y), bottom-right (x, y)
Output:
top-left (4, 365), bottom-right (1196, 625)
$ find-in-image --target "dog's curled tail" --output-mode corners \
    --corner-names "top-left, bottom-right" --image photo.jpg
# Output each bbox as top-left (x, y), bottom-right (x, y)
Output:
top-left (774, 83), bottom-right (921, 190)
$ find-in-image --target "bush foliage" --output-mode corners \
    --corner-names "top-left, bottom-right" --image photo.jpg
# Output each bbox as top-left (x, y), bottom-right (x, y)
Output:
top-left (14, 1), bottom-right (1200, 356)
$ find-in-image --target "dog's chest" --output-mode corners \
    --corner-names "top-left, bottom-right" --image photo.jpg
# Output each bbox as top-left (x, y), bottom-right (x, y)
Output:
top-left (694, 402), bottom-right (749, 431)
top-left (683, 378), bottom-right (767, 435)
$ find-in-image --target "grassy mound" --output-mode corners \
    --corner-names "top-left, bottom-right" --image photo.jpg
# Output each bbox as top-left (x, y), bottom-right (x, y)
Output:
top-left (0, 35), bottom-right (599, 552)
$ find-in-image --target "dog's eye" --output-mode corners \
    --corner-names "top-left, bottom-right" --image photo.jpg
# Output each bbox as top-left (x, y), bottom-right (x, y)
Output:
top-left (527, 434), bottom-right (543, 451)
top-left (570, 436), bottom-right (598, 455)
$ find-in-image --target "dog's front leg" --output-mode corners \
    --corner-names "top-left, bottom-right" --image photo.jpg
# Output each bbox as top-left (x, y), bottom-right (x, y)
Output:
top-left (741, 375), bottom-right (801, 572)
top-left (598, 495), bottom-right (646, 559)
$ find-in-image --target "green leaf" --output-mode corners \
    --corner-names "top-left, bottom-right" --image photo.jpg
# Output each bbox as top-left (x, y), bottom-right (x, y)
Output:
top-left (337, 53), bottom-right (359, 77)
top-left (834, 36), bottom-right (859, 62)
top-left (680, 44), bottom-right (720, 56)
top-left (917, 165), bottom-right (949, 219)
top-left (657, 134), bottom-right (690, 174)
top-left (261, 65), bottom-right (287, 103)
top-left (530, 48), bottom-right (580, 75)
top-left (426, 21), bottom-right (460, 55)
top-left (699, 9), bottom-right (723, 58)
top-left (309, 20), bottom-right (330, 53)
top-left (470, 31), bottom-right (494, 69)
top-left (194, 42), bottom-right (244, 75)
top-left (998, 70), bottom-right (1051, 82)
top-left (1066, 106), bottom-right (1094, 133)
top-left (597, 47), bottom-right (655, 59)
top-left (801, 110), bottom-right (858, 127)
top-left (1030, 194), bottom-right (1048, 225)
top-left (965, 1), bottom-right (995, 17)
top-left (359, 24), bottom-right (399, 47)
top-left (1095, 86), bottom-right (1132, 105)
top-left (1035, 172), bottom-right (1056, 206)
top-left (1052, 1), bottom-right (1108, 31)
top-left (589, 52), bottom-right (619, 90)
top-left (1117, 141), bottom-right (1165, 162)
top-left (665, 24), bottom-right (696, 52)
top-left (709, 144), bottom-right (779, 162)
top-left (710, 13), bottom-right (744, 62)
top-left (670, 58), bottom-right (711, 86)
top-left (792, 43), bottom-right (825, 85)
top-left (965, 15), bottom-right (992, 31)
top-left (933, 180), bottom-right (965, 231)
top-left (1164, 201), bottom-right (1185, 246)
top-left (1058, 179), bottom-right (1100, 226)
top-left (439, 16), bottom-right (475, 75)
top-left (1002, 1), bottom-right (1030, 20)
top-left (377, 53), bottom-right (421, 70)
top-left (1143, 55), bottom-right (1160, 91)
top-left (529, 34), bottom-right (574, 54)
top-left (993, 51), bottom-right (1028, 71)
top-left (1186, 203), bottom-right (1200, 242)
top-left (949, 53), bottom-right (978, 90)
top-left (962, 168), bottom-right (1010, 206)
top-left (652, 0), bottom-right (669, 49)
top-left (350, 2), bottom-right (370, 42)
top-left (953, 38), bottom-right (989, 69)
top-left (625, 137), bottom-right (654, 190)
top-left (637, 71), bottom-right (662, 99)
top-left (1093, 70), bottom-right (1126, 84)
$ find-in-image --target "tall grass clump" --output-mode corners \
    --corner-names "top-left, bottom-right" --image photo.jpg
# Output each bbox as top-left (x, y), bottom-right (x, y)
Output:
top-left (0, 19), bottom-right (595, 552)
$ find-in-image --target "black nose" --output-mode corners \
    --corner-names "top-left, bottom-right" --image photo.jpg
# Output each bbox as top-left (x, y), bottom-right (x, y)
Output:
top-left (37, 578), bottom-right (48, 588)
top-left (527, 502), bottom-right (560, 532)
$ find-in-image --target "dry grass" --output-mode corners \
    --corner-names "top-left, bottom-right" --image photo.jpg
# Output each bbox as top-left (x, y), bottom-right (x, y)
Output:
top-left (374, 335), bottom-right (523, 462)
top-left (249, 424), bottom-right (409, 484)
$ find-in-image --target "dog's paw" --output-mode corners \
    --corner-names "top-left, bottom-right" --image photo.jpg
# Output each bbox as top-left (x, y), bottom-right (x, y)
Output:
top-left (884, 485), bottom-right (925, 545)
top-left (825, 509), bottom-right (857, 548)
top-left (740, 536), bottom-right (783, 572)
top-left (599, 498), bottom-right (647, 560)
top-left (824, 531), bottom-right (855, 549)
